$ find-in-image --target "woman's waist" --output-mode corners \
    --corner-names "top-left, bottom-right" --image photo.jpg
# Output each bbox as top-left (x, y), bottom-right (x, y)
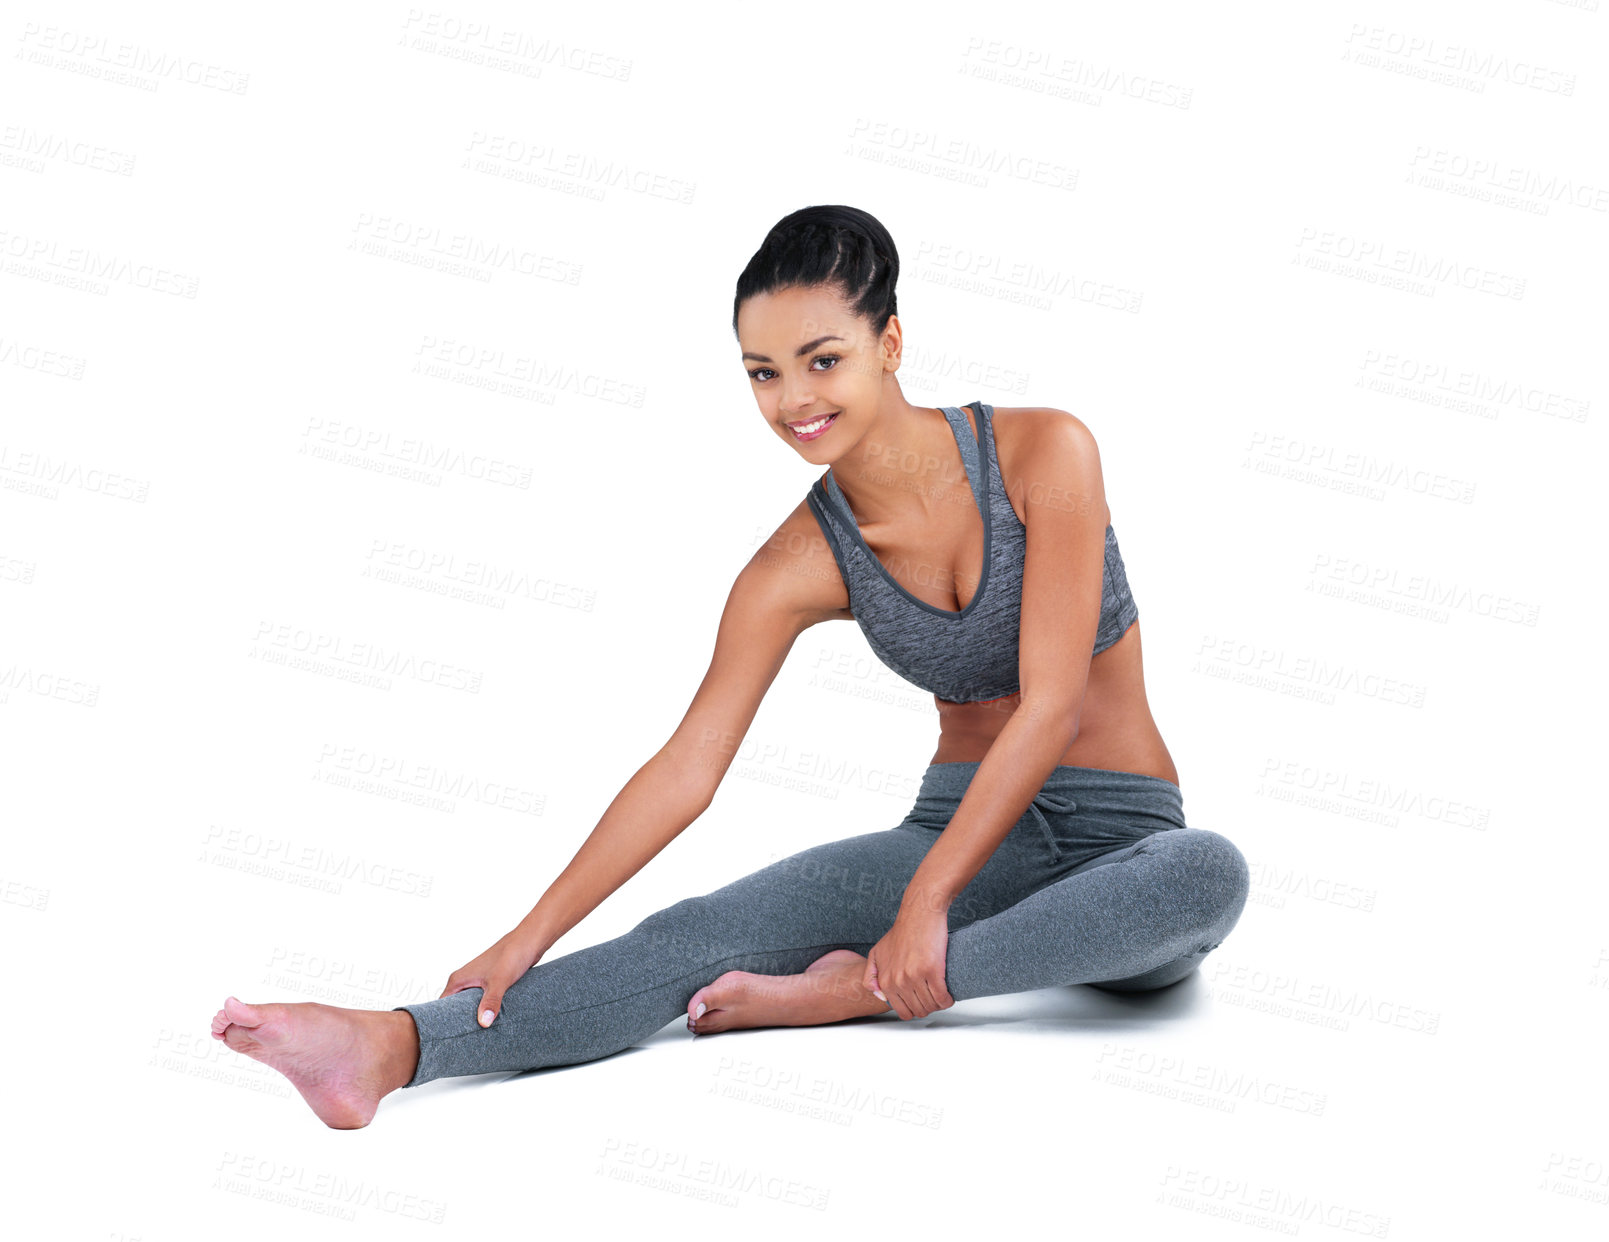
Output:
top-left (929, 725), bottom-right (1179, 791)
top-left (907, 756), bottom-right (1186, 832)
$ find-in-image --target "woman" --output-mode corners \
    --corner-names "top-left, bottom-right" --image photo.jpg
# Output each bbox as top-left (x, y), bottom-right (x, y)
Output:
top-left (211, 205), bottom-right (1251, 1129)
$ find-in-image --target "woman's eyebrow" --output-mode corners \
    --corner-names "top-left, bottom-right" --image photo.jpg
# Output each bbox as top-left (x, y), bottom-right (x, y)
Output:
top-left (740, 334), bottom-right (846, 363)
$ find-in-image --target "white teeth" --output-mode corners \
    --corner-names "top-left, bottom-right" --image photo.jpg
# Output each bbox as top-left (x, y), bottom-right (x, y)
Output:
top-left (791, 414), bottom-right (836, 434)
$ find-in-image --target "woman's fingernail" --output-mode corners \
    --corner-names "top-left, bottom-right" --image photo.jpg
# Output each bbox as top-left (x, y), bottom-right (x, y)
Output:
top-left (480, 1009), bottom-right (495, 1026)
top-left (873, 990), bottom-right (886, 1002)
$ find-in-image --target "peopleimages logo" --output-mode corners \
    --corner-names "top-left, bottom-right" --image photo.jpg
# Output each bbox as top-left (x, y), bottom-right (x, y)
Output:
top-left (16, 23), bottom-right (251, 94)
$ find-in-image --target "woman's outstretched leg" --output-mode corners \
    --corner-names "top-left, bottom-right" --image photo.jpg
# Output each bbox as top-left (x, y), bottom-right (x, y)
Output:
top-left (212, 817), bottom-right (1038, 1125)
top-left (942, 827), bottom-right (1252, 1000)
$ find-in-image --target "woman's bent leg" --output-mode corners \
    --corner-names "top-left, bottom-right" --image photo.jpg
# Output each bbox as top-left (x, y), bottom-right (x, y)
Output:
top-left (943, 827), bottom-right (1251, 1000)
top-left (394, 826), bottom-right (941, 1087)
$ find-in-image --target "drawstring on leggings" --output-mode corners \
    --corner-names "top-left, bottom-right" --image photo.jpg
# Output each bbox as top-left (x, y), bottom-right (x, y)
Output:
top-left (1025, 789), bottom-right (1078, 862)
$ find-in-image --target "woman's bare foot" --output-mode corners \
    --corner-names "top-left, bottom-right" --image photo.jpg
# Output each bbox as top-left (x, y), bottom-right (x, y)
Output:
top-left (686, 949), bottom-right (891, 1035)
top-left (209, 996), bottom-right (420, 1129)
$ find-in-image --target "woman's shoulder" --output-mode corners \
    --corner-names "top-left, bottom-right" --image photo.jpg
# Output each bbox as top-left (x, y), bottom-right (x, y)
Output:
top-left (987, 404), bottom-right (1100, 468)
top-left (738, 491), bottom-right (854, 625)
top-left (988, 404), bottom-right (1090, 437)
top-left (987, 405), bottom-right (1107, 526)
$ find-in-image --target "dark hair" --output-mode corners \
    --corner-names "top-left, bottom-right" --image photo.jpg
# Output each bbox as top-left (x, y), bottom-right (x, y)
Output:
top-left (732, 205), bottom-right (899, 340)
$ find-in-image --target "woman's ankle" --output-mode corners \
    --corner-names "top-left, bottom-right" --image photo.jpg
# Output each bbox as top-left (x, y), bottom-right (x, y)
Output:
top-left (379, 1009), bottom-right (421, 1091)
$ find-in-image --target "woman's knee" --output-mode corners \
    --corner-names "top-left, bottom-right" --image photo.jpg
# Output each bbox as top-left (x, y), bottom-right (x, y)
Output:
top-left (1126, 830), bottom-right (1248, 945)
top-left (629, 894), bottom-right (729, 960)
top-left (623, 837), bottom-right (910, 965)
top-left (1149, 828), bottom-right (1250, 921)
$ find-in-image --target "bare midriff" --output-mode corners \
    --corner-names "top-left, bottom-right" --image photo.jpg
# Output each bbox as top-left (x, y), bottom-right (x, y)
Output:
top-left (929, 620), bottom-right (1181, 788)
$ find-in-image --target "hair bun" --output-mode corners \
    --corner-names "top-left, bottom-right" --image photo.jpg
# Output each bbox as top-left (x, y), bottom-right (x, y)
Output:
top-left (733, 205), bottom-right (900, 339)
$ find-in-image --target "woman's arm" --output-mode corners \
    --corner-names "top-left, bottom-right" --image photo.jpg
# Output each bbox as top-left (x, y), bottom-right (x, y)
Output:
top-left (865, 411), bottom-right (1111, 1020)
top-left (902, 410), bottom-right (1110, 914)
top-left (508, 501), bottom-right (847, 957)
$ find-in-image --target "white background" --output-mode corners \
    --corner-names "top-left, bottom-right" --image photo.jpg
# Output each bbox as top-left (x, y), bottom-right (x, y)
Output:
top-left (3, 0), bottom-right (1605, 1236)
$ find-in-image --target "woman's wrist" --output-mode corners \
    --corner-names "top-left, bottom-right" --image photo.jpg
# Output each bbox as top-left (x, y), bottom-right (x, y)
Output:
top-left (511, 910), bottom-right (560, 956)
top-left (898, 883), bottom-right (955, 921)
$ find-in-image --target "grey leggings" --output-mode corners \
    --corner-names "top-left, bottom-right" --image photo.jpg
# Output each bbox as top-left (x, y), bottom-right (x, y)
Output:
top-left (394, 761), bottom-right (1251, 1087)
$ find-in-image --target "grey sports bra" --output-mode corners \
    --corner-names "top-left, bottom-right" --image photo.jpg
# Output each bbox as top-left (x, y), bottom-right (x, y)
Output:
top-left (804, 401), bottom-right (1138, 704)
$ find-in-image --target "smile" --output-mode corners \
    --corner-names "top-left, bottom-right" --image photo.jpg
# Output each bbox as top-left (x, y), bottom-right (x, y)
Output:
top-left (787, 412), bottom-right (838, 440)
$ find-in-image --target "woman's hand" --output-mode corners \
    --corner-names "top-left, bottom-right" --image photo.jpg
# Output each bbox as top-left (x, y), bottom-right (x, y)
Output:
top-left (863, 905), bottom-right (954, 1021)
top-left (440, 929), bottom-right (546, 1028)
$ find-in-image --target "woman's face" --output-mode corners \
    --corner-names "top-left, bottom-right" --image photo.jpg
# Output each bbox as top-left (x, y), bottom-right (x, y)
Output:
top-left (737, 284), bottom-right (893, 457)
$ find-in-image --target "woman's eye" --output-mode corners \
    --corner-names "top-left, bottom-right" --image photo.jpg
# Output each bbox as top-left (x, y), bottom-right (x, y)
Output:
top-left (748, 355), bottom-right (836, 383)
